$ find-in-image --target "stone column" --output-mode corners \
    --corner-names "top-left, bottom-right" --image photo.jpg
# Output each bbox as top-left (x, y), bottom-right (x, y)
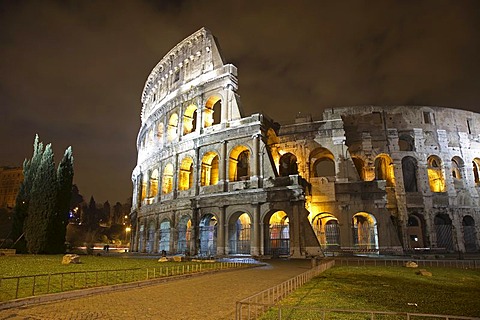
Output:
top-left (217, 206), bottom-right (226, 255)
top-left (252, 203), bottom-right (261, 256)
top-left (153, 215), bottom-right (159, 253)
top-left (219, 140), bottom-right (228, 189)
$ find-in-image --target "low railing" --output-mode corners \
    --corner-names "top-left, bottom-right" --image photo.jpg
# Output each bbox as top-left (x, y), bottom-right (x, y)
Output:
top-left (335, 258), bottom-right (480, 269)
top-left (235, 259), bottom-right (335, 320)
top-left (257, 306), bottom-right (480, 320)
top-left (0, 261), bottom-right (248, 302)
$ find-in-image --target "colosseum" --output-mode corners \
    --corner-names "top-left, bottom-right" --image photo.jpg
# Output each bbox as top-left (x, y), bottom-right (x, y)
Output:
top-left (130, 28), bottom-right (479, 258)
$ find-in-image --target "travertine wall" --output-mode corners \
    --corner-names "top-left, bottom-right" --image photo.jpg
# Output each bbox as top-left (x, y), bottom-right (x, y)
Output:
top-left (131, 29), bottom-right (479, 257)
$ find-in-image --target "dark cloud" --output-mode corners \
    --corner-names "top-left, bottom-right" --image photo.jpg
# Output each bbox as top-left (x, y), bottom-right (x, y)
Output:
top-left (1, 0), bottom-right (479, 202)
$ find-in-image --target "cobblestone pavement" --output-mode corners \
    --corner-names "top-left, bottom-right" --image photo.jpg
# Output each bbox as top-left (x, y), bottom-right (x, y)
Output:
top-left (0, 259), bottom-right (311, 320)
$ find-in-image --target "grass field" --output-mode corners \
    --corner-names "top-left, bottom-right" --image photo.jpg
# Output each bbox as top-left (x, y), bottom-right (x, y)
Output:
top-left (261, 265), bottom-right (480, 319)
top-left (0, 254), bottom-right (243, 301)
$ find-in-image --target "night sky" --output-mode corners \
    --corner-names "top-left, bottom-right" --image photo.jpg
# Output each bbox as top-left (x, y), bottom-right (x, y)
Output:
top-left (1, 0), bottom-right (479, 204)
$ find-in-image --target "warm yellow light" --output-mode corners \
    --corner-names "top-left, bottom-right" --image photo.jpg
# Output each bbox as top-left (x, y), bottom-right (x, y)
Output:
top-left (125, 227), bottom-right (131, 232)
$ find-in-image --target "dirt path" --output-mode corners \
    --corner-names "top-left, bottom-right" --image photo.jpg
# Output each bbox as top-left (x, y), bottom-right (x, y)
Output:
top-left (0, 259), bottom-right (311, 320)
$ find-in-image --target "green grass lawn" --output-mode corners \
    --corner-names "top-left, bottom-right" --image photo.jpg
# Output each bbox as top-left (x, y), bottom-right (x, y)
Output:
top-left (0, 254), bottom-right (241, 301)
top-left (262, 265), bottom-right (480, 319)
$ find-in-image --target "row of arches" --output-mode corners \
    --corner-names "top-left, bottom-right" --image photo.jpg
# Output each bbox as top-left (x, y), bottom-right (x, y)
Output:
top-left (139, 146), bottom-right (251, 202)
top-left (407, 214), bottom-right (478, 252)
top-left (136, 210), bottom-right (381, 255)
top-left (140, 95), bottom-right (222, 150)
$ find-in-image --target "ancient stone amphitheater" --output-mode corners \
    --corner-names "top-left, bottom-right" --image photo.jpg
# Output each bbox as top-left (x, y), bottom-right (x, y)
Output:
top-left (130, 28), bottom-right (479, 258)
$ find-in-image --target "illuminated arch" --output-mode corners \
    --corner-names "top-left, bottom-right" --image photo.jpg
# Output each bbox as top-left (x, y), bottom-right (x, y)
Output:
top-left (201, 151), bottom-right (219, 186)
top-left (427, 155), bottom-right (446, 192)
top-left (402, 156), bottom-right (418, 192)
top-left (162, 163), bottom-right (174, 194)
top-left (265, 211), bottom-right (290, 256)
top-left (279, 153), bottom-right (298, 176)
top-left (158, 219), bottom-right (171, 253)
top-left (199, 214), bottom-right (217, 256)
top-left (178, 157), bottom-right (194, 190)
top-left (473, 158), bottom-right (480, 184)
top-left (310, 148), bottom-right (335, 178)
top-left (148, 169), bottom-right (159, 198)
top-left (311, 213), bottom-right (340, 250)
top-left (229, 145), bottom-right (250, 181)
top-left (183, 104), bottom-right (197, 135)
top-left (140, 174), bottom-right (147, 202)
top-left (228, 212), bottom-right (251, 254)
top-left (204, 95), bottom-right (221, 127)
top-left (374, 154), bottom-right (394, 187)
top-left (167, 113), bottom-right (179, 142)
top-left (146, 221), bottom-right (156, 253)
top-left (352, 212), bottom-right (378, 250)
top-left (177, 216), bottom-right (192, 254)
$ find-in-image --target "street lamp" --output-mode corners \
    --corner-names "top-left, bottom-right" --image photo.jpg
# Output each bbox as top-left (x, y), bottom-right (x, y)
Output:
top-left (125, 226), bottom-right (131, 247)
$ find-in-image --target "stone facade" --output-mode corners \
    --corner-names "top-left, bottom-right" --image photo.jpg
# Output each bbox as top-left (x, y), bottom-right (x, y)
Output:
top-left (130, 28), bottom-right (479, 257)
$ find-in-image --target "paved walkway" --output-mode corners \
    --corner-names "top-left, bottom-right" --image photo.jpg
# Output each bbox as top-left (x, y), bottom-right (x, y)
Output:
top-left (0, 259), bottom-right (312, 320)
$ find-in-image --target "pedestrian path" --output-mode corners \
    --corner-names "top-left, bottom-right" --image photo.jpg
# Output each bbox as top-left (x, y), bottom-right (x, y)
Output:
top-left (0, 259), bottom-right (311, 320)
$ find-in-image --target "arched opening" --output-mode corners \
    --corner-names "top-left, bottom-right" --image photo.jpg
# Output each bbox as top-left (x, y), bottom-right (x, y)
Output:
top-left (157, 122), bottom-right (164, 147)
top-left (265, 211), bottom-right (290, 257)
top-left (204, 96), bottom-right (221, 127)
top-left (311, 213), bottom-right (340, 250)
top-left (178, 157), bottom-right (194, 191)
top-left (183, 104), bottom-right (197, 135)
top-left (352, 212), bottom-right (378, 250)
top-left (138, 224), bottom-right (145, 252)
top-left (199, 214), bottom-right (217, 256)
top-left (473, 158), bottom-right (480, 185)
top-left (147, 128), bottom-right (154, 147)
top-left (428, 155), bottom-right (446, 192)
top-left (311, 151), bottom-right (335, 178)
top-left (146, 221), bottom-right (155, 253)
top-left (162, 163), bottom-right (174, 194)
top-left (352, 157), bottom-right (365, 181)
top-left (463, 216), bottom-right (477, 252)
top-left (374, 154), bottom-right (394, 187)
top-left (167, 113), bottom-right (178, 142)
top-left (402, 156), bottom-right (418, 192)
top-left (158, 219), bottom-right (171, 253)
top-left (148, 169), bottom-right (159, 199)
top-left (407, 214), bottom-right (425, 248)
top-left (140, 174), bottom-right (147, 203)
top-left (229, 146), bottom-right (250, 181)
top-left (279, 153), bottom-right (298, 176)
top-left (177, 216), bottom-right (192, 254)
top-left (451, 157), bottom-right (463, 180)
top-left (398, 134), bottom-right (414, 151)
top-left (434, 214), bottom-right (454, 251)
top-left (201, 152), bottom-right (219, 186)
top-left (228, 212), bottom-right (251, 254)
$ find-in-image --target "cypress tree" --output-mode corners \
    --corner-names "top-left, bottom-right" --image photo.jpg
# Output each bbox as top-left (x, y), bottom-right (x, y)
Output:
top-left (47, 147), bottom-right (74, 253)
top-left (10, 135), bottom-right (44, 252)
top-left (24, 144), bottom-right (57, 254)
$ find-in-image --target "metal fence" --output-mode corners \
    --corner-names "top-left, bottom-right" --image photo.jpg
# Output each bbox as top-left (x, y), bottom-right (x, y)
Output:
top-left (235, 259), bottom-right (335, 320)
top-left (263, 306), bottom-right (480, 320)
top-left (335, 258), bottom-right (480, 269)
top-left (0, 261), bottom-right (247, 302)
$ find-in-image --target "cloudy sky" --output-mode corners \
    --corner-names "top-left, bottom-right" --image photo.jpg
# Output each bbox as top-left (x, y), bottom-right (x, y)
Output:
top-left (1, 0), bottom-right (479, 203)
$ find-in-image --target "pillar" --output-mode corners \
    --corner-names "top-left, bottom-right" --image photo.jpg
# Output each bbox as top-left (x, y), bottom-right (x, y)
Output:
top-left (252, 203), bottom-right (261, 256)
top-left (217, 206), bottom-right (226, 255)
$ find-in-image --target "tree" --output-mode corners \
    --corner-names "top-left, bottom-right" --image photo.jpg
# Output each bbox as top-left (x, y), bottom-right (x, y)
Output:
top-left (11, 135), bottom-right (74, 254)
top-left (10, 135), bottom-right (44, 252)
top-left (24, 144), bottom-right (57, 254)
top-left (47, 146), bottom-right (74, 253)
